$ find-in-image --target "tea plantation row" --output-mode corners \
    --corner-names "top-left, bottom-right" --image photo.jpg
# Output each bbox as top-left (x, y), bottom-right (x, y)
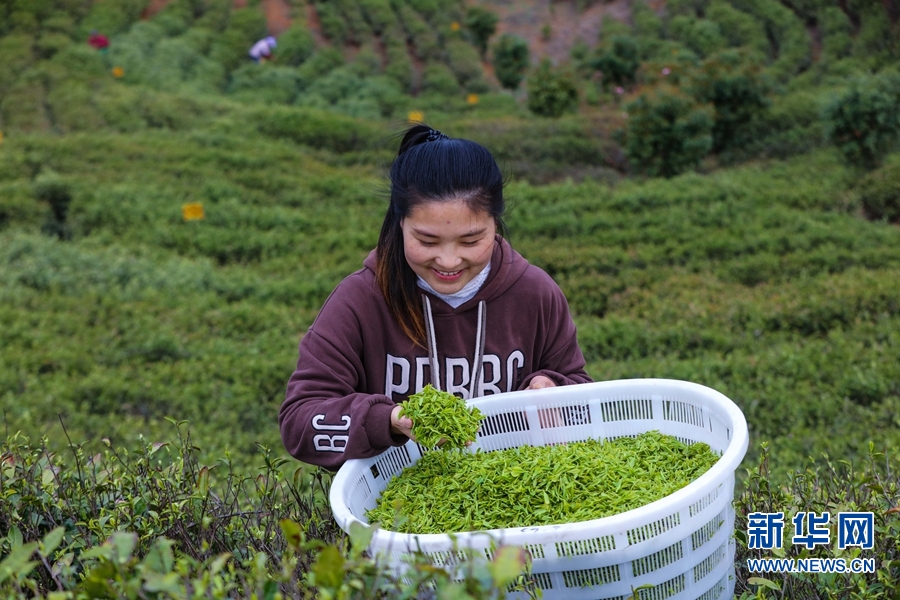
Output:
top-left (2, 119), bottom-right (899, 475)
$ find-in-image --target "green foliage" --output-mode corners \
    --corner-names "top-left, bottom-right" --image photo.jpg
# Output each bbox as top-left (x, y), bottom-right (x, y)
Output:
top-left (622, 85), bottom-right (714, 177)
top-left (0, 430), bottom-right (533, 599)
top-left (732, 89), bottom-right (825, 161)
top-left (705, 0), bottom-right (768, 59)
top-left (823, 73), bottom-right (900, 169)
top-left (464, 5), bottom-right (498, 57)
top-left (688, 50), bottom-right (770, 152)
top-left (275, 23), bottom-right (315, 67)
top-left (33, 168), bottom-right (72, 241)
top-left (295, 67), bottom-right (403, 119)
top-left (855, 155), bottom-right (900, 222)
top-left (394, 1), bottom-right (440, 61)
top-left (734, 444), bottom-right (900, 599)
top-left (383, 36), bottom-right (414, 92)
top-left (631, 0), bottom-right (663, 40)
top-left (451, 116), bottom-right (614, 184)
top-left (819, 6), bottom-right (853, 64)
top-left (334, 0), bottom-right (373, 44)
top-left (526, 59), bottom-right (579, 118)
top-left (731, 0), bottom-right (811, 80)
top-left (358, 0), bottom-right (396, 35)
top-left (0, 72), bottom-right (51, 132)
top-left (255, 105), bottom-right (387, 153)
top-left (590, 35), bottom-right (641, 88)
top-left (229, 64), bottom-right (302, 105)
top-left (667, 16), bottom-right (727, 58)
top-left (296, 46), bottom-right (344, 80)
top-left (399, 384), bottom-right (485, 449)
top-left (0, 3), bottom-right (900, 595)
top-left (445, 37), bottom-right (487, 91)
top-left (491, 34), bottom-right (529, 90)
top-left (209, 7), bottom-right (268, 73)
top-left (35, 30), bottom-right (72, 59)
top-left (421, 62), bottom-right (460, 96)
top-left (79, 0), bottom-right (151, 37)
top-left (0, 33), bottom-right (37, 93)
top-left (850, 4), bottom-right (899, 69)
top-left (368, 431), bottom-right (717, 533)
top-left (311, 0), bottom-right (349, 44)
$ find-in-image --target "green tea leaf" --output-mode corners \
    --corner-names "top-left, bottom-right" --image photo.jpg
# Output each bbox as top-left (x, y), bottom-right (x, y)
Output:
top-left (748, 577), bottom-right (781, 590)
top-left (400, 384), bottom-right (485, 449)
top-left (312, 544), bottom-right (345, 590)
top-left (488, 546), bottom-right (525, 588)
top-left (40, 526), bottom-right (65, 558)
top-left (367, 431), bottom-right (719, 534)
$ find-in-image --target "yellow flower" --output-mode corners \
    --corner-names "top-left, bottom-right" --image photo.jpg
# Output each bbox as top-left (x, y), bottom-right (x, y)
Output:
top-left (407, 110), bottom-right (424, 123)
top-left (466, 93), bottom-right (479, 105)
top-left (182, 202), bottom-right (205, 221)
top-left (111, 66), bottom-right (125, 78)
top-left (450, 21), bottom-right (460, 32)
top-left (0, 131), bottom-right (4, 145)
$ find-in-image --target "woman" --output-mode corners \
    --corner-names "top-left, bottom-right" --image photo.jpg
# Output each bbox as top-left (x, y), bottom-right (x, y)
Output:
top-left (279, 125), bottom-right (592, 469)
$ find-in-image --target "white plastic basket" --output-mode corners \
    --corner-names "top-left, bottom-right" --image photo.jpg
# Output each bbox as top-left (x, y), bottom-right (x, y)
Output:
top-left (330, 379), bottom-right (749, 600)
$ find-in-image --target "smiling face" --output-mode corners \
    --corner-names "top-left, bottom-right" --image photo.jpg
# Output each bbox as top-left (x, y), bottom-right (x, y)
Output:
top-left (400, 198), bottom-right (497, 295)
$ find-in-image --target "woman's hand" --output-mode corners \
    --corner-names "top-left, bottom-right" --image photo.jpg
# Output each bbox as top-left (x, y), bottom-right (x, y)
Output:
top-left (390, 405), bottom-right (414, 440)
top-left (390, 405), bottom-right (473, 447)
top-left (527, 375), bottom-right (556, 390)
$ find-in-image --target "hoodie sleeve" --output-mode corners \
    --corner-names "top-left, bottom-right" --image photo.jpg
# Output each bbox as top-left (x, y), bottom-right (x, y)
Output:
top-left (518, 269), bottom-right (593, 390)
top-left (279, 279), bottom-right (408, 470)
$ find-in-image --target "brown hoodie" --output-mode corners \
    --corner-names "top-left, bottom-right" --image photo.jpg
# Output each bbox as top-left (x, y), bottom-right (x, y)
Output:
top-left (279, 235), bottom-right (592, 469)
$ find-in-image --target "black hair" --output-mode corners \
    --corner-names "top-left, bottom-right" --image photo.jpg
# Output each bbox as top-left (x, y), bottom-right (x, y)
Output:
top-left (375, 124), bottom-right (507, 345)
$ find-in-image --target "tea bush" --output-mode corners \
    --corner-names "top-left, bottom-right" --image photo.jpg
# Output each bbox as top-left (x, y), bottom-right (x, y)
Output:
top-left (421, 62), bottom-right (461, 96)
top-left (734, 444), bottom-right (900, 599)
top-left (855, 155), bottom-right (900, 222)
top-left (311, 0), bottom-right (348, 44)
top-left (274, 23), bottom-right (315, 67)
top-left (254, 105), bottom-right (387, 153)
top-left (445, 37), bottom-right (487, 91)
top-left (526, 59), bottom-right (579, 118)
top-left (731, 0), bottom-right (811, 80)
top-left (687, 50), bottom-right (770, 153)
top-left (2, 430), bottom-right (898, 598)
top-left (823, 72), bottom-right (900, 169)
top-left (0, 429), bottom-right (535, 599)
top-left (705, 0), bottom-right (768, 59)
top-left (492, 33), bottom-right (529, 90)
top-left (208, 7), bottom-right (267, 73)
top-left (621, 85), bottom-right (714, 177)
top-left (2, 3), bottom-right (900, 595)
top-left (667, 16), bottom-right (728, 58)
top-left (589, 35), bottom-right (641, 88)
top-left (464, 5), bottom-right (498, 57)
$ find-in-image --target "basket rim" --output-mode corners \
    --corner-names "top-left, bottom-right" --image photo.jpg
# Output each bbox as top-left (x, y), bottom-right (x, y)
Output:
top-left (330, 378), bottom-right (749, 550)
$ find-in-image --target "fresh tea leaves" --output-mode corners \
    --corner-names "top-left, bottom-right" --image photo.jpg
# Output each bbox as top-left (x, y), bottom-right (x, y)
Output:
top-left (366, 431), bottom-right (719, 534)
top-left (399, 384), bottom-right (485, 450)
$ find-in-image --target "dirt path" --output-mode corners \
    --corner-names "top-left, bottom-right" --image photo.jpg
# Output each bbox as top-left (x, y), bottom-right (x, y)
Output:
top-left (474, 0), bottom-right (633, 66)
top-left (305, 1), bottom-right (329, 48)
top-left (261, 0), bottom-right (292, 35)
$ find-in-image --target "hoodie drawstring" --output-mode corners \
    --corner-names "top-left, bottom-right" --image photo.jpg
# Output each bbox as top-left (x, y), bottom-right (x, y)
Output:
top-left (469, 300), bottom-right (486, 399)
top-left (421, 296), bottom-right (487, 399)
top-left (422, 295), bottom-right (440, 389)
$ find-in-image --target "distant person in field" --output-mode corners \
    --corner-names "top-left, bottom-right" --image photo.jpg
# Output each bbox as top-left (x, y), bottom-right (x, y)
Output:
top-left (87, 30), bottom-right (109, 52)
top-left (279, 124), bottom-right (592, 470)
top-left (248, 36), bottom-right (277, 63)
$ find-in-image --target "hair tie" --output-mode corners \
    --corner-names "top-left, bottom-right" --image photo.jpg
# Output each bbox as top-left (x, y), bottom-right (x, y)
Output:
top-left (426, 129), bottom-right (449, 142)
